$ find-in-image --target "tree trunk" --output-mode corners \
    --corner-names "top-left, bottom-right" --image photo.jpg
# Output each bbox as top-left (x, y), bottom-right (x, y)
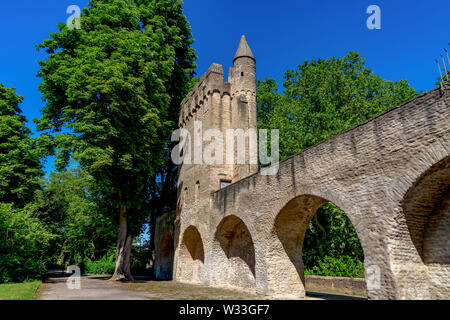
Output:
top-left (111, 205), bottom-right (134, 281)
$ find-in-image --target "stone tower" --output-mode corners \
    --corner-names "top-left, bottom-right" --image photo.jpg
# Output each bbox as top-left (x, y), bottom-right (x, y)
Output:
top-left (171, 35), bottom-right (258, 284)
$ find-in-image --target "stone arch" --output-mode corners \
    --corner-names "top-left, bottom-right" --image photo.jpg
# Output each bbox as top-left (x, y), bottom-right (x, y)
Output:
top-left (402, 155), bottom-right (450, 298)
top-left (211, 215), bottom-right (256, 292)
top-left (221, 91), bottom-right (231, 99)
top-left (267, 194), bottom-right (365, 298)
top-left (177, 226), bottom-right (205, 284)
top-left (155, 232), bottom-right (174, 280)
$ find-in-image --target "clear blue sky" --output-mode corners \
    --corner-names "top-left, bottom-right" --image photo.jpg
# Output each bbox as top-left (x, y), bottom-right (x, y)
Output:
top-left (0, 0), bottom-right (449, 172)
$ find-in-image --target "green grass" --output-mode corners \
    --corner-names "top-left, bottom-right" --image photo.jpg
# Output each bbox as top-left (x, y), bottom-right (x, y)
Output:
top-left (0, 280), bottom-right (42, 300)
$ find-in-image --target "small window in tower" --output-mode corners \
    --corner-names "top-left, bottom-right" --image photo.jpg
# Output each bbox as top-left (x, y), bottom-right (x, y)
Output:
top-left (241, 72), bottom-right (244, 76)
top-left (220, 179), bottom-right (231, 189)
top-left (183, 187), bottom-right (188, 204)
top-left (195, 181), bottom-right (200, 201)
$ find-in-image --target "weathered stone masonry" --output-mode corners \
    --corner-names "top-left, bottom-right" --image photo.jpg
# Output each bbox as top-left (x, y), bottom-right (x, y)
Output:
top-left (154, 35), bottom-right (450, 299)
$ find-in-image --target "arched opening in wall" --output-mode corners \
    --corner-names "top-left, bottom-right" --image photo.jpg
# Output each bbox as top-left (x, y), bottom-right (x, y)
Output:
top-left (269, 195), bottom-right (365, 298)
top-left (177, 226), bottom-right (204, 283)
top-left (402, 156), bottom-right (450, 298)
top-left (155, 232), bottom-right (174, 280)
top-left (211, 215), bottom-right (256, 292)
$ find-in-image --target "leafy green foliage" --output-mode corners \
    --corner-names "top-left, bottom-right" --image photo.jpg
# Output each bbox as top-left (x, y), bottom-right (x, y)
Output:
top-left (83, 238), bottom-right (151, 275)
top-left (0, 83), bottom-right (53, 283)
top-left (0, 203), bottom-right (54, 283)
top-left (302, 203), bottom-right (364, 277)
top-left (33, 169), bottom-right (116, 267)
top-left (303, 203), bottom-right (364, 267)
top-left (257, 52), bottom-right (419, 277)
top-left (304, 255), bottom-right (364, 278)
top-left (85, 252), bottom-right (116, 275)
top-left (258, 51), bottom-right (419, 160)
top-left (35, 0), bottom-right (195, 217)
top-left (131, 237), bottom-right (151, 274)
top-left (0, 84), bottom-right (48, 207)
top-left (36, 0), bottom-right (176, 209)
top-left (2, 0), bottom-right (196, 282)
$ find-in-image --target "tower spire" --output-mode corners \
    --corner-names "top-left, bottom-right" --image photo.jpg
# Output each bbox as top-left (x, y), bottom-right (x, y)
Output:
top-left (233, 35), bottom-right (255, 63)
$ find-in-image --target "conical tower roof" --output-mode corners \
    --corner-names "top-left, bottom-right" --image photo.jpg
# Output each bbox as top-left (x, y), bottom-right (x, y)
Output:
top-left (233, 35), bottom-right (255, 63)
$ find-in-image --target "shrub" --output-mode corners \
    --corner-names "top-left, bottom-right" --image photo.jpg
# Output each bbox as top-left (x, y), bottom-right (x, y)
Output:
top-left (84, 252), bottom-right (116, 275)
top-left (85, 243), bottom-right (152, 276)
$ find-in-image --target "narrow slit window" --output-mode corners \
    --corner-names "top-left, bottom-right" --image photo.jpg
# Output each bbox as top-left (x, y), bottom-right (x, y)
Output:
top-left (220, 180), bottom-right (231, 189)
top-left (195, 181), bottom-right (200, 201)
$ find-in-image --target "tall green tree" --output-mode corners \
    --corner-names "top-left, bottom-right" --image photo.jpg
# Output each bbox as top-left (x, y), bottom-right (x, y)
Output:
top-left (142, 0), bottom-right (197, 273)
top-left (0, 84), bottom-right (46, 207)
top-left (35, 0), bottom-right (196, 280)
top-left (0, 203), bottom-right (54, 283)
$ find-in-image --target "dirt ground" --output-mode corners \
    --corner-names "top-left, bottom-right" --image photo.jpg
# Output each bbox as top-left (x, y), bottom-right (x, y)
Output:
top-left (38, 272), bottom-right (365, 300)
